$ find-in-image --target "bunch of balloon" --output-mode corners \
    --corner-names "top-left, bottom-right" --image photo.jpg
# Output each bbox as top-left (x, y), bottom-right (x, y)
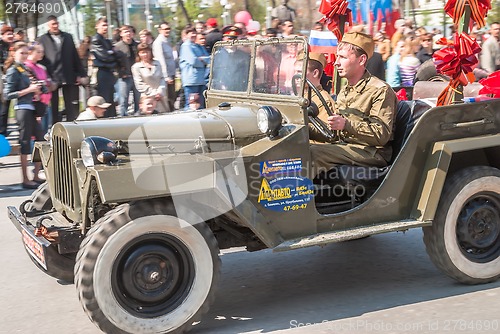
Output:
top-left (0, 134), bottom-right (11, 158)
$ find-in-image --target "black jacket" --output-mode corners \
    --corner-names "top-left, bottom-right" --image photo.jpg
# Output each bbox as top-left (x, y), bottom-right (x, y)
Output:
top-left (114, 39), bottom-right (137, 77)
top-left (205, 29), bottom-right (222, 54)
top-left (0, 40), bottom-right (11, 73)
top-left (91, 33), bottom-right (117, 70)
top-left (38, 31), bottom-right (86, 85)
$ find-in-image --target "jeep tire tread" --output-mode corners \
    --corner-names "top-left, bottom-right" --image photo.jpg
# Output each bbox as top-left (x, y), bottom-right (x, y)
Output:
top-left (74, 200), bottom-right (220, 334)
top-left (26, 182), bottom-right (52, 212)
top-left (423, 166), bottom-right (500, 284)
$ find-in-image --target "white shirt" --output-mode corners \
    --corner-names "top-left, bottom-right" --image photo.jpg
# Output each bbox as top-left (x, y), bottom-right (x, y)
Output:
top-left (77, 108), bottom-right (98, 120)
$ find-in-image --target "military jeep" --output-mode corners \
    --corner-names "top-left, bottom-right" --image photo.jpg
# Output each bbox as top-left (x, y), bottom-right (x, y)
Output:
top-left (8, 37), bottom-right (500, 334)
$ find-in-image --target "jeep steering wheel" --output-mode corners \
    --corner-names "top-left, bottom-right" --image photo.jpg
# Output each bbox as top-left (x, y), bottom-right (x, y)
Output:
top-left (304, 77), bottom-right (336, 141)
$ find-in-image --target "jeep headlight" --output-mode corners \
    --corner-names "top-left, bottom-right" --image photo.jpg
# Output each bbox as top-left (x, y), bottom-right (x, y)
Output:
top-left (81, 136), bottom-right (118, 167)
top-left (257, 106), bottom-right (282, 139)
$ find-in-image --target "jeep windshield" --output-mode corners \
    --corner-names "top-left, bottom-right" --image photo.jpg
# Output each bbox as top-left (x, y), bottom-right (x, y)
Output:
top-left (209, 38), bottom-right (307, 96)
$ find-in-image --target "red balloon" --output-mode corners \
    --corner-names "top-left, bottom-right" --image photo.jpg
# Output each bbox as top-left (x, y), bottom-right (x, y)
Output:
top-left (234, 11), bottom-right (252, 25)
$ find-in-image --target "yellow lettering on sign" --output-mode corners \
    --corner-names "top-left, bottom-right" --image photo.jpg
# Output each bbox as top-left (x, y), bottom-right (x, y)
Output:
top-left (258, 178), bottom-right (292, 203)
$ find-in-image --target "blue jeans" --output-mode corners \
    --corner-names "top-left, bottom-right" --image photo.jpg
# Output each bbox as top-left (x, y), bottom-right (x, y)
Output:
top-left (119, 77), bottom-right (140, 116)
top-left (183, 85), bottom-right (206, 110)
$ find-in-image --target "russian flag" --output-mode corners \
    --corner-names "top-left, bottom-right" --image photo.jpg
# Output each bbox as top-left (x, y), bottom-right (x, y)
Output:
top-left (309, 30), bottom-right (338, 54)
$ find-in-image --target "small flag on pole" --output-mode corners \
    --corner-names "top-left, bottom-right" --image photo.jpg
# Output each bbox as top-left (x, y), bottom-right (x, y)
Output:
top-left (309, 30), bottom-right (338, 54)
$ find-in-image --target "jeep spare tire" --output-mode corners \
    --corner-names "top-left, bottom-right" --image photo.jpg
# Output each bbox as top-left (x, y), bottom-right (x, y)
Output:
top-left (414, 59), bottom-right (449, 83)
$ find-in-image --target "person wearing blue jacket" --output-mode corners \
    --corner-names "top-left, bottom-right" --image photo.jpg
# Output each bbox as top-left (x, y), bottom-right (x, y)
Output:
top-left (179, 27), bottom-right (210, 110)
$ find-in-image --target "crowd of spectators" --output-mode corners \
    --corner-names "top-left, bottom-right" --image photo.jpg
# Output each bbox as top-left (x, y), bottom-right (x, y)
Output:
top-left (0, 10), bottom-right (499, 187)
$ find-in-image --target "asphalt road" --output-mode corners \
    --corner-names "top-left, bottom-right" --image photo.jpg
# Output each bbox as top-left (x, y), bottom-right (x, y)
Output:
top-left (1, 155), bottom-right (500, 334)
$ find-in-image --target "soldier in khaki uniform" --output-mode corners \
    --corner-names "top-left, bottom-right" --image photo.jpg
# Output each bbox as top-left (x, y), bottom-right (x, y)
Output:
top-left (295, 52), bottom-right (335, 143)
top-left (310, 32), bottom-right (397, 175)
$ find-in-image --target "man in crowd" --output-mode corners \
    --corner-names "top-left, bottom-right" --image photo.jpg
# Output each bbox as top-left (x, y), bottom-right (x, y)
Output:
top-left (211, 26), bottom-right (250, 91)
top-left (280, 20), bottom-right (295, 37)
top-left (38, 16), bottom-right (87, 124)
top-left (416, 32), bottom-right (435, 64)
top-left (91, 17), bottom-right (118, 118)
top-left (77, 96), bottom-right (110, 120)
top-left (152, 22), bottom-right (176, 112)
top-left (205, 18), bottom-right (222, 54)
top-left (0, 25), bottom-right (14, 136)
top-left (272, 0), bottom-right (296, 23)
top-left (480, 22), bottom-right (500, 74)
top-left (115, 25), bottom-right (140, 116)
top-left (310, 32), bottom-right (397, 174)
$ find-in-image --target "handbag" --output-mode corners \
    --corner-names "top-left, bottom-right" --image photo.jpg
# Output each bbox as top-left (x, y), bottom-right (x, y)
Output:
top-left (23, 65), bottom-right (49, 117)
top-left (33, 100), bottom-right (47, 118)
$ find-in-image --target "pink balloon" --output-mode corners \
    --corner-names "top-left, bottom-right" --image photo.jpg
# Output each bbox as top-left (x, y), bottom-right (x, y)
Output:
top-left (234, 11), bottom-right (252, 25)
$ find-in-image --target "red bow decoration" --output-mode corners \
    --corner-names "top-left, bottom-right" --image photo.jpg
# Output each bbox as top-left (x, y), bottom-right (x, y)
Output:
top-left (444, 0), bottom-right (491, 29)
top-left (323, 53), bottom-right (336, 77)
top-left (433, 33), bottom-right (481, 106)
top-left (319, 0), bottom-right (353, 40)
top-left (478, 71), bottom-right (500, 97)
top-left (396, 88), bottom-right (408, 101)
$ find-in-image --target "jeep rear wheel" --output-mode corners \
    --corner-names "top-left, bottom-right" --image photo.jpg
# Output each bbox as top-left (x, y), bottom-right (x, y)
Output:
top-left (423, 166), bottom-right (500, 284)
top-left (75, 201), bottom-right (220, 334)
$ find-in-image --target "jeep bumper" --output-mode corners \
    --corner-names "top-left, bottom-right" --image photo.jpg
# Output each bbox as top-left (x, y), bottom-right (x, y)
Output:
top-left (8, 205), bottom-right (51, 270)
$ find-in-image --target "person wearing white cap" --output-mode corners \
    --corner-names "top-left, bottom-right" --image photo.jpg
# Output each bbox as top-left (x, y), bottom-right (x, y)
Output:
top-left (77, 96), bottom-right (111, 120)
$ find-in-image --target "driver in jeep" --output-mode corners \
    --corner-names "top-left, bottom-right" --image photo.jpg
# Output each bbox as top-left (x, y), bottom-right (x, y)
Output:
top-left (310, 31), bottom-right (397, 175)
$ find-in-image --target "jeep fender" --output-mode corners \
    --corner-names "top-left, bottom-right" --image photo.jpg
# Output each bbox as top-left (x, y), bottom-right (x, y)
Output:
top-left (412, 134), bottom-right (500, 221)
top-left (85, 154), bottom-right (282, 248)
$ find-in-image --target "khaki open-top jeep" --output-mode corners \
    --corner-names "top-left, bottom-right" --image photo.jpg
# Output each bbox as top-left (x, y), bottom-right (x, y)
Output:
top-left (8, 37), bottom-right (500, 334)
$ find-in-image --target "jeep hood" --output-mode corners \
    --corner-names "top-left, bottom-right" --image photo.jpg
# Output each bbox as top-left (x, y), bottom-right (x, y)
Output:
top-left (53, 104), bottom-right (264, 154)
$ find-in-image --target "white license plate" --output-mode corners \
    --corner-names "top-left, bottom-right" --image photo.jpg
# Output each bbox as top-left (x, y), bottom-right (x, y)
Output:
top-left (22, 229), bottom-right (47, 270)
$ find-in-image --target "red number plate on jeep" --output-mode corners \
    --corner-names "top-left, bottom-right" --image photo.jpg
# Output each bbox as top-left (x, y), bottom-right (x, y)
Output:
top-left (22, 229), bottom-right (47, 270)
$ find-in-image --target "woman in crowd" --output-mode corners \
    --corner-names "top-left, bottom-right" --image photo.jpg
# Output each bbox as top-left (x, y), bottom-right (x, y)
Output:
top-left (398, 37), bottom-right (421, 87)
top-left (138, 29), bottom-right (154, 46)
top-left (3, 42), bottom-right (44, 188)
top-left (131, 43), bottom-right (169, 112)
top-left (386, 40), bottom-right (405, 87)
top-left (25, 42), bottom-right (53, 132)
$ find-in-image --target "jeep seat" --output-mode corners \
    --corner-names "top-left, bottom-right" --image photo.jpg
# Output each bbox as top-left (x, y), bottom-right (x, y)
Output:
top-left (313, 100), bottom-right (428, 197)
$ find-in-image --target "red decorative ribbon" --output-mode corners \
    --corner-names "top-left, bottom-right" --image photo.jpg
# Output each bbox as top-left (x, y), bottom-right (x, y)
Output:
top-left (478, 71), bottom-right (500, 97)
top-left (433, 33), bottom-right (481, 106)
top-left (319, 0), bottom-right (353, 41)
top-left (323, 53), bottom-right (336, 77)
top-left (444, 0), bottom-right (491, 29)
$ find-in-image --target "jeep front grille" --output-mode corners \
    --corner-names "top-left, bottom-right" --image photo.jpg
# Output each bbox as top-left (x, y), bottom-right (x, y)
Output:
top-left (53, 135), bottom-right (75, 209)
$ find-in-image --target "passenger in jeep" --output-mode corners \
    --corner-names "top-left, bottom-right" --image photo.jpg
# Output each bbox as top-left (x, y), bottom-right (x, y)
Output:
top-left (294, 52), bottom-right (335, 143)
top-left (310, 32), bottom-right (397, 174)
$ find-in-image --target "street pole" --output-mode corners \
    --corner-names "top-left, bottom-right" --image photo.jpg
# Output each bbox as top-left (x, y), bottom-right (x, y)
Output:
top-left (105, 0), bottom-right (112, 39)
top-left (145, 0), bottom-right (151, 31)
top-left (123, 0), bottom-right (130, 25)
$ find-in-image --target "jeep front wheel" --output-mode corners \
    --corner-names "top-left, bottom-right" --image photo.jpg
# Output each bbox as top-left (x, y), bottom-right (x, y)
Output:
top-left (423, 166), bottom-right (500, 284)
top-left (74, 201), bottom-right (220, 334)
